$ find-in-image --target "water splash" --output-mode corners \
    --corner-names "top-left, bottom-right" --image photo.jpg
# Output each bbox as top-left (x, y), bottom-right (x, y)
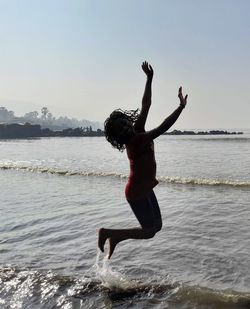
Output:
top-left (93, 250), bottom-right (137, 292)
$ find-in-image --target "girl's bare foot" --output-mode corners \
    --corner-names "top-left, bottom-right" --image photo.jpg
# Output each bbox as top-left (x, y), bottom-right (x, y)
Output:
top-left (98, 228), bottom-right (108, 252)
top-left (108, 237), bottom-right (120, 259)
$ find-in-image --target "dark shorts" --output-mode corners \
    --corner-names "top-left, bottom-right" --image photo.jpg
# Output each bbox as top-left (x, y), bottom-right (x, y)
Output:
top-left (127, 190), bottom-right (162, 231)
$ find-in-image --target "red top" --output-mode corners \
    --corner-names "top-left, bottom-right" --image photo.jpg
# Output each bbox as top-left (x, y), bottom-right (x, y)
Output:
top-left (125, 133), bottom-right (158, 201)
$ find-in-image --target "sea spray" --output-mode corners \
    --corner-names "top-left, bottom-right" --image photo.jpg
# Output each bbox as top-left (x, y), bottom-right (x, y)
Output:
top-left (93, 250), bottom-right (137, 292)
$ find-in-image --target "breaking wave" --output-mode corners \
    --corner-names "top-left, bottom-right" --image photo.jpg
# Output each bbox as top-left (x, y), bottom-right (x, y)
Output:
top-left (0, 163), bottom-right (128, 179)
top-left (0, 265), bottom-right (249, 309)
top-left (157, 176), bottom-right (250, 187)
top-left (1, 163), bottom-right (250, 188)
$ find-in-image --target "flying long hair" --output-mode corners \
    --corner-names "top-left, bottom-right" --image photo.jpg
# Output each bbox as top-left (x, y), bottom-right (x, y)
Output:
top-left (104, 108), bottom-right (139, 151)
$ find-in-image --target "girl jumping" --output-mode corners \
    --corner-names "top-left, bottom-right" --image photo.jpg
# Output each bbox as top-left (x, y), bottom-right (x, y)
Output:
top-left (98, 61), bottom-right (188, 259)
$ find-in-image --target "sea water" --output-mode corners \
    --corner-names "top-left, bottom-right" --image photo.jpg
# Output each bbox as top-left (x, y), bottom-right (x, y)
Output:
top-left (0, 133), bottom-right (250, 308)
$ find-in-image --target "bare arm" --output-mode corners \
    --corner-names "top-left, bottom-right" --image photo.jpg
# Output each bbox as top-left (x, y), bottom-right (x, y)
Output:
top-left (147, 87), bottom-right (188, 140)
top-left (134, 61), bottom-right (154, 132)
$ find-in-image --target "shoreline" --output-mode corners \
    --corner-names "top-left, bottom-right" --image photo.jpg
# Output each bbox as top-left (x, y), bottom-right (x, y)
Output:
top-left (0, 123), bottom-right (244, 139)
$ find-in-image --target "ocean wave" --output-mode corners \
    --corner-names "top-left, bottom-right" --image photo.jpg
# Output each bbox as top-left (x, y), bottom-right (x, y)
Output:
top-left (1, 163), bottom-right (250, 188)
top-left (0, 266), bottom-right (249, 308)
top-left (185, 137), bottom-right (250, 142)
top-left (0, 163), bottom-right (128, 179)
top-left (157, 176), bottom-right (250, 187)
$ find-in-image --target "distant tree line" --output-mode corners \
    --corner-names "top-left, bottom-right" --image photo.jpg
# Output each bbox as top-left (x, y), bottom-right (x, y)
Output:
top-left (0, 123), bottom-right (104, 138)
top-left (0, 106), bottom-right (102, 131)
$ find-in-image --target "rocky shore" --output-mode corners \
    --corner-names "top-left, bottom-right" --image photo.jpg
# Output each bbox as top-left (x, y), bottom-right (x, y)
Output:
top-left (0, 123), bottom-right (243, 139)
top-left (0, 123), bottom-right (103, 138)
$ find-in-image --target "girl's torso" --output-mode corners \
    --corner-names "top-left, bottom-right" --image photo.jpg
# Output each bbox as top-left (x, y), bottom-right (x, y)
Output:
top-left (125, 133), bottom-right (158, 201)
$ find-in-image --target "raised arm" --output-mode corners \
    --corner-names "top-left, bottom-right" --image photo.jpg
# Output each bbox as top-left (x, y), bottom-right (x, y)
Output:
top-left (147, 87), bottom-right (188, 140)
top-left (134, 61), bottom-right (154, 132)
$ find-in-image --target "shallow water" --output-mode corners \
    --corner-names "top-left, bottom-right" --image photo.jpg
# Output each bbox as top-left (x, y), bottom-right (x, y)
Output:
top-left (0, 134), bottom-right (250, 308)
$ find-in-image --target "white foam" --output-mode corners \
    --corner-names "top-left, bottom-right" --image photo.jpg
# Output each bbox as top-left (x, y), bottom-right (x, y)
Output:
top-left (93, 250), bottom-right (136, 291)
top-left (158, 175), bottom-right (250, 187)
top-left (1, 162), bottom-right (250, 187)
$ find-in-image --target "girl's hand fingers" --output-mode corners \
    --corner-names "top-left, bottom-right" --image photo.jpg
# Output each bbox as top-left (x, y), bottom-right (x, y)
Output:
top-left (178, 87), bottom-right (183, 99)
top-left (142, 61), bottom-right (153, 77)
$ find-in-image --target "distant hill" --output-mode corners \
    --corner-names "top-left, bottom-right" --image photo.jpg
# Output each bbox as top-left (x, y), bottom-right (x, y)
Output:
top-left (0, 106), bottom-right (103, 130)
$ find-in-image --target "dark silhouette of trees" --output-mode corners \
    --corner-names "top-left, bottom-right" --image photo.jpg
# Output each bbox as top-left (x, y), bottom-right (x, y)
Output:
top-left (0, 106), bottom-right (103, 131)
top-left (41, 107), bottom-right (49, 120)
top-left (23, 111), bottom-right (39, 122)
top-left (0, 107), bottom-right (15, 122)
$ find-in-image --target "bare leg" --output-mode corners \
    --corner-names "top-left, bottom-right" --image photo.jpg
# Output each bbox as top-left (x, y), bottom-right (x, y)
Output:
top-left (98, 227), bottom-right (155, 259)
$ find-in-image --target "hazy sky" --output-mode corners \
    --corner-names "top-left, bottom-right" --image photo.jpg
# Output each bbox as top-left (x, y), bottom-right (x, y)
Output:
top-left (0, 0), bottom-right (249, 129)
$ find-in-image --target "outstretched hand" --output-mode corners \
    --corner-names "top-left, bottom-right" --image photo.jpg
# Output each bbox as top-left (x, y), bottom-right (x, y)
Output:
top-left (178, 87), bottom-right (188, 108)
top-left (142, 61), bottom-right (154, 79)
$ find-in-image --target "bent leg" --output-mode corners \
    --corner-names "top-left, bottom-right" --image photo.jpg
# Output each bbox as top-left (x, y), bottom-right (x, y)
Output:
top-left (130, 191), bottom-right (162, 233)
top-left (98, 226), bottom-right (155, 259)
top-left (98, 191), bottom-right (162, 259)
top-left (149, 190), bottom-right (162, 232)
